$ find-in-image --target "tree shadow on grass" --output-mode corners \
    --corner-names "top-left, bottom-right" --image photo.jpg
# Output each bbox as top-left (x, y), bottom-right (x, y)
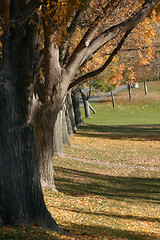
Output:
top-left (78, 124), bottom-right (160, 141)
top-left (61, 207), bottom-right (160, 223)
top-left (55, 166), bottom-right (160, 203)
top-left (55, 167), bottom-right (160, 239)
top-left (69, 222), bottom-right (159, 240)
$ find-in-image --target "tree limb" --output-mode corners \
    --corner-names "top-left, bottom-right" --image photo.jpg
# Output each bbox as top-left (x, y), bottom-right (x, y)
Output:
top-left (66, 0), bottom-right (157, 79)
top-left (59, 9), bottom-right (86, 66)
top-left (65, 0), bottom-right (121, 76)
top-left (81, 0), bottom-right (158, 66)
top-left (68, 30), bottom-right (131, 90)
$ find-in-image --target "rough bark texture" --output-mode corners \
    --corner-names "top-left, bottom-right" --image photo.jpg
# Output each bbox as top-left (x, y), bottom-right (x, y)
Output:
top-left (0, 22), bottom-right (60, 231)
top-left (53, 107), bottom-right (64, 157)
top-left (66, 91), bottom-right (77, 134)
top-left (62, 104), bottom-right (72, 145)
top-left (72, 90), bottom-right (84, 126)
top-left (33, 103), bottom-right (58, 190)
top-left (33, 19), bottom-right (68, 189)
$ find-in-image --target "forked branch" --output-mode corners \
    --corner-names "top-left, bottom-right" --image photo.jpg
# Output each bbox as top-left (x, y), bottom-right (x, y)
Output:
top-left (68, 29), bottom-right (131, 89)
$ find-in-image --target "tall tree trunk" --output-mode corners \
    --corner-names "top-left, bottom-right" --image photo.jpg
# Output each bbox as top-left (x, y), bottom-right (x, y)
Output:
top-left (144, 81), bottom-right (148, 95)
top-left (111, 91), bottom-right (115, 108)
top-left (0, 22), bottom-right (60, 231)
top-left (62, 104), bottom-right (72, 145)
top-left (53, 107), bottom-right (64, 157)
top-left (80, 89), bottom-right (91, 118)
top-left (66, 91), bottom-right (77, 134)
top-left (128, 83), bottom-right (132, 102)
top-left (33, 18), bottom-right (68, 189)
top-left (72, 90), bottom-right (84, 126)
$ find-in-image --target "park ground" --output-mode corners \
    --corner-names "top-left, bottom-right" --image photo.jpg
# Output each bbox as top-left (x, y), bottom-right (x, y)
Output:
top-left (0, 81), bottom-right (160, 239)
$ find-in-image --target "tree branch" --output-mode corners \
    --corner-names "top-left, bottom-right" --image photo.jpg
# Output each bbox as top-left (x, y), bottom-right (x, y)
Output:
top-left (65, 0), bottom-right (121, 77)
top-left (81, 0), bottom-right (158, 66)
top-left (68, 30), bottom-right (131, 90)
top-left (59, 9), bottom-right (86, 66)
top-left (66, 0), bottom-right (157, 81)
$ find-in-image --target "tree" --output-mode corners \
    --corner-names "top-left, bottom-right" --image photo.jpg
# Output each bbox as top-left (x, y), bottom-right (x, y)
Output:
top-left (33, 0), bottom-right (159, 189)
top-left (107, 9), bottom-right (160, 88)
top-left (72, 88), bottom-right (84, 126)
top-left (0, 0), bottom-right (66, 233)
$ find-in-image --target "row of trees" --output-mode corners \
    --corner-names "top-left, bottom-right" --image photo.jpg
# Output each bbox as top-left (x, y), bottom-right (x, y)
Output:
top-left (0, 0), bottom-right (159, 234)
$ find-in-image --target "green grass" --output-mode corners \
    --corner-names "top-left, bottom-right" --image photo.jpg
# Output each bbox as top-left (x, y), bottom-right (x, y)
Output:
top-left (81, 81), bottom-right (160, 125)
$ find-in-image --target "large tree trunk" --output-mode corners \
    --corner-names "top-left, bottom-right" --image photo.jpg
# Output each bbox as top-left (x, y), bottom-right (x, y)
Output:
top-left (33, 102), bottom-right (58, 190)
top-left (33, 18), bottom-right (66, 189)
top-left (0, 22), bottom-right (60, 231)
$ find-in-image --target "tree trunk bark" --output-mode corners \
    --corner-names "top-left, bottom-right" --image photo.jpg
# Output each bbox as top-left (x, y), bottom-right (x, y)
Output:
top-left (62, 104), bottom-right (72, 145)
top-left (128, 83), bottom-right (132, 102)
top-left (65, 91), bottom-right (77, 134)
top-left (0, 23), bottom-right (60, 231)
top-left (72, 90), bottom-right (84, 126)
top-left (33, 102), bottom-right (58, 190)
top-left (144, 81), bottom-right (148, 95)
top-left (80, 89), bottom-right (91, 118)
top-left (53, 107), bottom-right (64, 158)
top-left (111, 91), bottom-right (115, 108)
top-left (33, 18), bottom-right (68, 189)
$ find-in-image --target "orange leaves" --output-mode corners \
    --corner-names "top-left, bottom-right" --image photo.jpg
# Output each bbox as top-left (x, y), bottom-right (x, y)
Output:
top-left (134, 13), bottom-right (157, 67)
top-left (138, 50), bottom-right (150, 66)
top-left (127, 67), bottom-right (135, 81)
top-left (107, 63), bottom-right (125, 87)
top-left (40, 0), bottom-right (84, 46)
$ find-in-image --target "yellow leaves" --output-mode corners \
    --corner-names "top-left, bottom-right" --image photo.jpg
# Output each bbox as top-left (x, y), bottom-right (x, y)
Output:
top-left (138, 49), bottom-right (153, 66)
top-left (40, 0), bottom-right (88, 47)
top-left (134, 14), bottom-right (157, 67)
top-left (127, 67), bottom-right (135, 81)
top-left (41, 0), bottom-right (81, 45)
top-left (108, 63), bottom-right (125, 86)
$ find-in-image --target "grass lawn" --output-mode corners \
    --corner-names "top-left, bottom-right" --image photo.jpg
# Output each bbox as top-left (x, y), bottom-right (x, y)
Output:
top-left (0, 81), bottom-right (160, 239)
top-left (81, 81), bottom-right (160, 125)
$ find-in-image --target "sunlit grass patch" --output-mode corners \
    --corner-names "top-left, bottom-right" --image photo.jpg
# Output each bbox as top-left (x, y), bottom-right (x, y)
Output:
top-left (50, 153), bottom-right (160, 239)
top-left (81, 81), bottom-right (160, 126)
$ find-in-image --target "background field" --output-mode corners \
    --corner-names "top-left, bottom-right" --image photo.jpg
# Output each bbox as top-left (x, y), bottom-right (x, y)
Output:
top-left (81, 81), bottom-right (160, 125)
top-left (0, 81), bottom-right (160, 239)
